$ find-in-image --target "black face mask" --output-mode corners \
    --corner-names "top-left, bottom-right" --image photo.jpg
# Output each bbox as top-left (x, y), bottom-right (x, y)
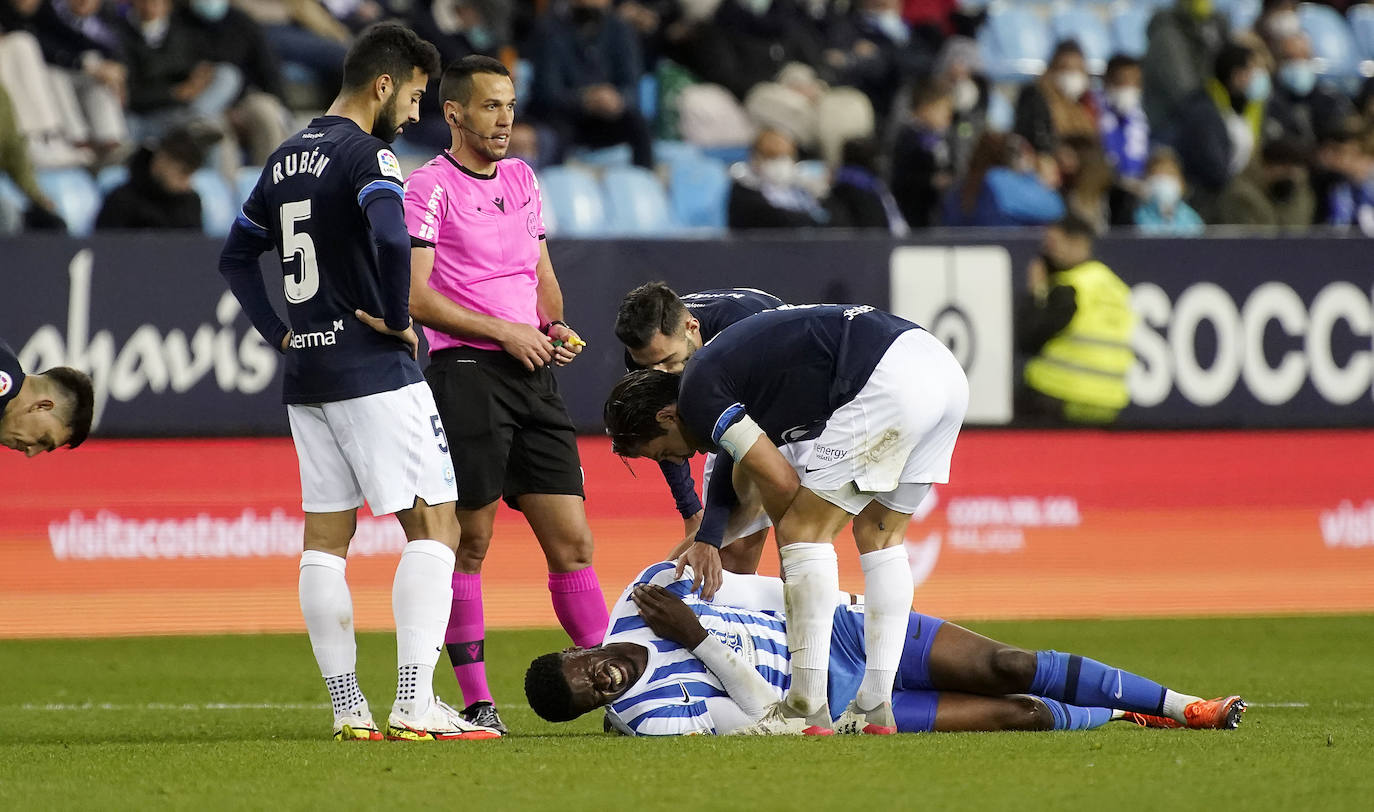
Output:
top-left (1269, 177), bottom-right (1298, 203)
top-left (570, 6), bottom-right (605, 26)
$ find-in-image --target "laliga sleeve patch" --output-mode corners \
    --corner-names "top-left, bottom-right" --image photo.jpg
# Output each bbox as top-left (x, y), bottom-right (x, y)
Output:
top-left (377, 149), bottom-right (403, 181)
top-left (0, 371), bottom-right (11, 397)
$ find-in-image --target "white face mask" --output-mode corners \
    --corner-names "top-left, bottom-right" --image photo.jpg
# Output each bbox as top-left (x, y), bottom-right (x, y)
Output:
top-left (1053, 70), bottom-right (1089, 100)
top-left (759, 156), bottom-right (797, 187)
top-left (140, 17), bottom-right (170, 46)
top-left (868, 10), bottom-right (910, 45)
top-left (1147, 174), bottom-right (1183, 210)
top-left (1106, 86), bottom-right (1142, 114)
top-left (953, 78), bottom-right (979, 113)
top-left (1265, 11), bottom-right (1301, 40)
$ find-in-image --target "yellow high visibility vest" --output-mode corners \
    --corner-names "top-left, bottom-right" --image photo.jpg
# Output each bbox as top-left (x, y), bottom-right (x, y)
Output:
top-left (1023, 261), bottom-right (1137, 423)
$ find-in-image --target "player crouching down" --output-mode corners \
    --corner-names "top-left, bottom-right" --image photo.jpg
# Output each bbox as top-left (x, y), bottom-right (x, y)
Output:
top-left (524, 563), bottom-right (1246, 736)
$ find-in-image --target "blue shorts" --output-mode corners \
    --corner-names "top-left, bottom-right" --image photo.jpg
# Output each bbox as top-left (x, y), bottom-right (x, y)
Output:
top-left (827, 606), bottom-right (946, 732)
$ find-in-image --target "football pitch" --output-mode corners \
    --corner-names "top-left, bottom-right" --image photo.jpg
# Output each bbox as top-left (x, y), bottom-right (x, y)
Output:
top-left (2, 615), bottom-right (1370, 811)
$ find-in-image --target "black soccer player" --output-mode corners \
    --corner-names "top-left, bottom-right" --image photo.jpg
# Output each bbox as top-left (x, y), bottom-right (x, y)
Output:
top-left (604, 304), bottom-right (970, 735)
top-left (613, 282), bottom-right (783, 574)
top-left (0, 339), bottom-right (92, 458)
top-left (217, 23), bottom-right (497, 742)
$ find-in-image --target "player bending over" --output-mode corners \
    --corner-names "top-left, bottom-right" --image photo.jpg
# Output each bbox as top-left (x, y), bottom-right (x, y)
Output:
top-left (614, 282), bottom-right (783, 574)
top-left (605, 304), bottom-right (967, 735)
top-left (218, 23), bottom-right (496, 742)
top-left (524, 563), bottom-right (1246, 736)
top-left (1, 339), bottom-right (92, 457)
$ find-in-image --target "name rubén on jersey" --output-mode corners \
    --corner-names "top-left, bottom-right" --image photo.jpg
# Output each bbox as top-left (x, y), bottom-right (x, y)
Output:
top-left (272, 144), bottom-right (331, 184)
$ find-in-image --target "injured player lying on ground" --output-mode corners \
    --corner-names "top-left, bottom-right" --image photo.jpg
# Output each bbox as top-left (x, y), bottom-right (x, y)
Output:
top-left (524, 563), bottom-right (1246, 736)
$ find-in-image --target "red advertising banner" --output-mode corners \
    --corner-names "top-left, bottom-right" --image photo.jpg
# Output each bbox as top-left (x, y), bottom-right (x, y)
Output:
top-left (2, 431), bottom-right (1371, 638)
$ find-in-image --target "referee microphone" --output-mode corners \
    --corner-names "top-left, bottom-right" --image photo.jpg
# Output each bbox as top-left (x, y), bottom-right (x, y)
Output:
top-left (451, 114), bottom-right (504, 142)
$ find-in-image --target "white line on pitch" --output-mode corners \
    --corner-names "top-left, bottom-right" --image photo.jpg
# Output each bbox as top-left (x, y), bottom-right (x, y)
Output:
top-left (7, 701), bottom-right (534, 712)
top-left (1247, 702), bottom-right (1309, 708)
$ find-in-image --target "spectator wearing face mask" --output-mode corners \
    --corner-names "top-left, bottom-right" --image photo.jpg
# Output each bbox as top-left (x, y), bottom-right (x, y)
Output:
top-left (1317, 122), bottom-right (1374, 234)
top-left (1170, 42), bottom-right (1271, 220)
top-left (1013, 40), bottom-right (1099, 159)
top-left (728, 127), bottom-right (829, 229)
top-left (1264, 32), bottom-right (1352, 153)
top-left (95, 119), bottom-right (220, 230)
top-left (1142, 0), bottom-right (1229, 133)
top-left (943, 131), bottom-right (1064, 227)
top-left (825, 0), bottom-right (928, 122)
top-left (1133, 147), bottom-right (1204, 235)
top-left (929, 35), bottom-right (986, 174)
top-left (1098, 55), bottom-right (1149, 182)
top-left (1255, 0), bottom-right (1299, 55)
top-left (1218, 138), bottom-right (1314, 228)
top-left (890, 79), bottom-right (953, 229)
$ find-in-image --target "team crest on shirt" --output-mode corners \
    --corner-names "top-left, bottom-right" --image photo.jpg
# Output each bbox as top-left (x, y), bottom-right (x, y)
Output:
top-left (0, 371), bottom-right (11, 397)
top-left (377, 149), bottom-right (403, 181)
top-left (443, 463), bottom-right (455, 486)
top-left (526, 212), bottom-right (538, 238)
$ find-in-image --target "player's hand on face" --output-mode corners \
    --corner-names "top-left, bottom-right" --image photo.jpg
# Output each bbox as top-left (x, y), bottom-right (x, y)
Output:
top-left (632, 584), bottom-right (708, 648)
top-left (675, 541), bottom-right (723, 601)
top-left (499, 322), bottom-right (555, 371)
top-left (353, 310), bottom-right (420, 359)
top-left (548, 323), bottom-right (584, 366)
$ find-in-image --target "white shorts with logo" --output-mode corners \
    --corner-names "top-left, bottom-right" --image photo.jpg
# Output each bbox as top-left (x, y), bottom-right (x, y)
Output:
top-left (701, 440), bottom-right (814, 546)
top-left (802, 328), bottom-right (968, 516)
top-left (287, 382), bottom-right (458, 516)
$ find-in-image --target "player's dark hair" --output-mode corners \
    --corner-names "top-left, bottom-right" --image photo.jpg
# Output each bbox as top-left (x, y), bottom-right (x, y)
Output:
top-left (525, 653), bottom-right (581, 722)
top-left (614, 282), bottom-right (688, 352)
top-left (603, 370), bottom-right (681, 457)
top-left (41, 366), bottom-right (93, 449)
top-left (341, 22), bottom-right (441, 92)
top-left (1052, 212), bottom-right (1098, 242)
top-left (439, 55), bottom-right (512, 106)
top-left (1104, 54), bottom-right (1140, 81)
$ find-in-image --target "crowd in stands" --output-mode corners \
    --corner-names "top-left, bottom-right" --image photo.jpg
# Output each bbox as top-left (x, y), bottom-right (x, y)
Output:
top-left (6, 0), bottom-right (1374, 237)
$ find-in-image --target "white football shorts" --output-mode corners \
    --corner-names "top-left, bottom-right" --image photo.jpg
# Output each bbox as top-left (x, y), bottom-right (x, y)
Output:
top-left (288, 381), bottom-right (458, 516)
top-left (701, 440), bottom-right (814, 545)
top-left (802, 328), bottom-right (968, 516)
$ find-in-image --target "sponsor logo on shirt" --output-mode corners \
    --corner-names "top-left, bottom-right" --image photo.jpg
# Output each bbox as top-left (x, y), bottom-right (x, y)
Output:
top-left (289, 318), bottom-right (345, 350)
top-left (0, 371), bottom-right (11, 397)
top-left (377, 149), bottom-right (403, 181)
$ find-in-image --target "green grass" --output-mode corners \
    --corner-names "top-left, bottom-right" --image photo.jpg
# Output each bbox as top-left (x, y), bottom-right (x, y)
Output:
top-left (2, 616), bottom-right (1371, 811)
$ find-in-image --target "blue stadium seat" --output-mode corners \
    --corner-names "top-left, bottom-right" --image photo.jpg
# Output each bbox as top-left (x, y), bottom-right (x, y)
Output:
top-left (1050, 6), bottom-right (1114, 74)
top-left (537, 165), bottom-right (606, 237)
top-left (235, 166), bottom-right (262, 208)
top-left (1351, 4), bottom-right (1374, 70)
top-left (600, 165), bottom-right (679, 236)
top-left (652, 139), bottom-right (704, 170)
top-left (192, 169), bottom-right (236, 238)
top-left (96, 164), bottom-right (129, 196)
top-left (977, 4), bottom-right (1053, 81)
top-left (1111, 5), bottom-right (1152, 59)
top-left (1226, 0), bottom-right (1261, 35)
top-left (638, 73), bottom-right (658, 125)
top-left (570, 144), bottom-right (632, 167)
top-left (1300, 2), bottom-right (1362, 80)
top-left (514, 58), bottom-right (533, 106)
top-left (667, 154), bottom-right (730, 230)
top-left (37, 168), bottom-right (100, 237)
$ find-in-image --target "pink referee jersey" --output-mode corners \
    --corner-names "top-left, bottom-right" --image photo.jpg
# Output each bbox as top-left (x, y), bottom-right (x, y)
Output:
top-left (404, 152), bottom-right (546, 353)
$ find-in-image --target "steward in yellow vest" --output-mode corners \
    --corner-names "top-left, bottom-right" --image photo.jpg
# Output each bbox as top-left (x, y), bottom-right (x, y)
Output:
top-left (1018, 216), bottom-right (1137, 424)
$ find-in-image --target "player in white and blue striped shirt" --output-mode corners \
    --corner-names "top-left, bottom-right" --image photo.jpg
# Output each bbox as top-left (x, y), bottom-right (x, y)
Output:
top-left (524, 563), bottom-right (1246, 735)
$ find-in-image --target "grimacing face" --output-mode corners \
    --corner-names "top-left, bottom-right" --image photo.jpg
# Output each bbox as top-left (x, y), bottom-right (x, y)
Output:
top-left (627, 316), bottom-right (702, 373)
top-left (560, 646), bottom-right (644, 717)
top-left (0, 400), bottom-right (70, 457)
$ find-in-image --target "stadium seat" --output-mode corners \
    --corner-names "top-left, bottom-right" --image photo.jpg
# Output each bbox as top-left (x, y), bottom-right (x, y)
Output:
top-left (513, 58), bottom-right (533, 106)
top-left (1300, 2), bottom-right (1362, 80)
top-left (599, 165), bottom-right (680, 236)
top-left (666, 154), bottom-right (730, 230)
top-left (652, 139), bottom-right (705, 170)
top-left (570, 144), bottom-right (632, 167)
top-left (1351, 4), bottom-right (1374, 75)
top-left (234, 166), bottom-right (261, 208)
top-left (96, 164), bottom-right (129, 196)
top-left (536, 165), bottom-right (606, 237)
top-left (36, 168), bottom-right (100, 237)
top-left (977, 4), bottom-right (1053, 81)
top-left (1111, 5), bottom-right (1152, 59)
top-left (1050, 5), bottom-right (1114, 74)
top-left (1225, 0), bottom-right (1261, 36)
top-left (192, 169), bottom-right (237, 238)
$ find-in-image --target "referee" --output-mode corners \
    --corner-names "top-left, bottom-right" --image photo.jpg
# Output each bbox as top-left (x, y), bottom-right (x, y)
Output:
top-left (404, 56), bottom-right (608, 735)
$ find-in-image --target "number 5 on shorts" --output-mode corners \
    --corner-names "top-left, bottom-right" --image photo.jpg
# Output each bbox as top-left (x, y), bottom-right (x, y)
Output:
top-left (431, 415), bottom-right (449, 454)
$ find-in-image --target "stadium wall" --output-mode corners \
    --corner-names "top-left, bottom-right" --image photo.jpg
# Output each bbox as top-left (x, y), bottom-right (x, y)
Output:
top-left (2, 432), bottom-right (1371, 638)
top-left (6, 233), bottom-right (1373, 436)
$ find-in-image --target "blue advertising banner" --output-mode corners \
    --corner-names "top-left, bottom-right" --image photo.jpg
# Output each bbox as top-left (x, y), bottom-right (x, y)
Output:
top-left (4, 233), bottom-right (1371, 434)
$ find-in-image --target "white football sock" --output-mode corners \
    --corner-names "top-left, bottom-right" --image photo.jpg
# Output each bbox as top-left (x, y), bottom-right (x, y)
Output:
top-left (300, 550), bottom-right (366, 716)
top-left (392, 539), bottom-right (456, 717)
top-left (855, 545), bottom-right (914, 712)
top-left (1163, 689), bottom-right (1203, 723)
top-left (780, 542), bottom-right (839, 717)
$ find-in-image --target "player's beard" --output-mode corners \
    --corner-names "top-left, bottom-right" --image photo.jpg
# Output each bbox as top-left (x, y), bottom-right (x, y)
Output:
top-left (371, 92), bottom-right (402, 143)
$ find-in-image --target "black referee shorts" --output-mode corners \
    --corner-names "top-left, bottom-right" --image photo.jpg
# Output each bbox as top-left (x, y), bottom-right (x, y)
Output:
top-left (425, 346), bottom-right (585, 511)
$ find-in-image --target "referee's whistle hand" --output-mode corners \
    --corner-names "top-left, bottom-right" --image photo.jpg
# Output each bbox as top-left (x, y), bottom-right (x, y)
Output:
top-left (548, 324), bottom-right (585, 367)
top-left (498, 322), bottom-right (555, 371)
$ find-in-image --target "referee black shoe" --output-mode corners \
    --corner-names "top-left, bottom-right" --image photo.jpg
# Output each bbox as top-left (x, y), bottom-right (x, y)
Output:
top-left (461, 701), bottom-right (508, 735)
